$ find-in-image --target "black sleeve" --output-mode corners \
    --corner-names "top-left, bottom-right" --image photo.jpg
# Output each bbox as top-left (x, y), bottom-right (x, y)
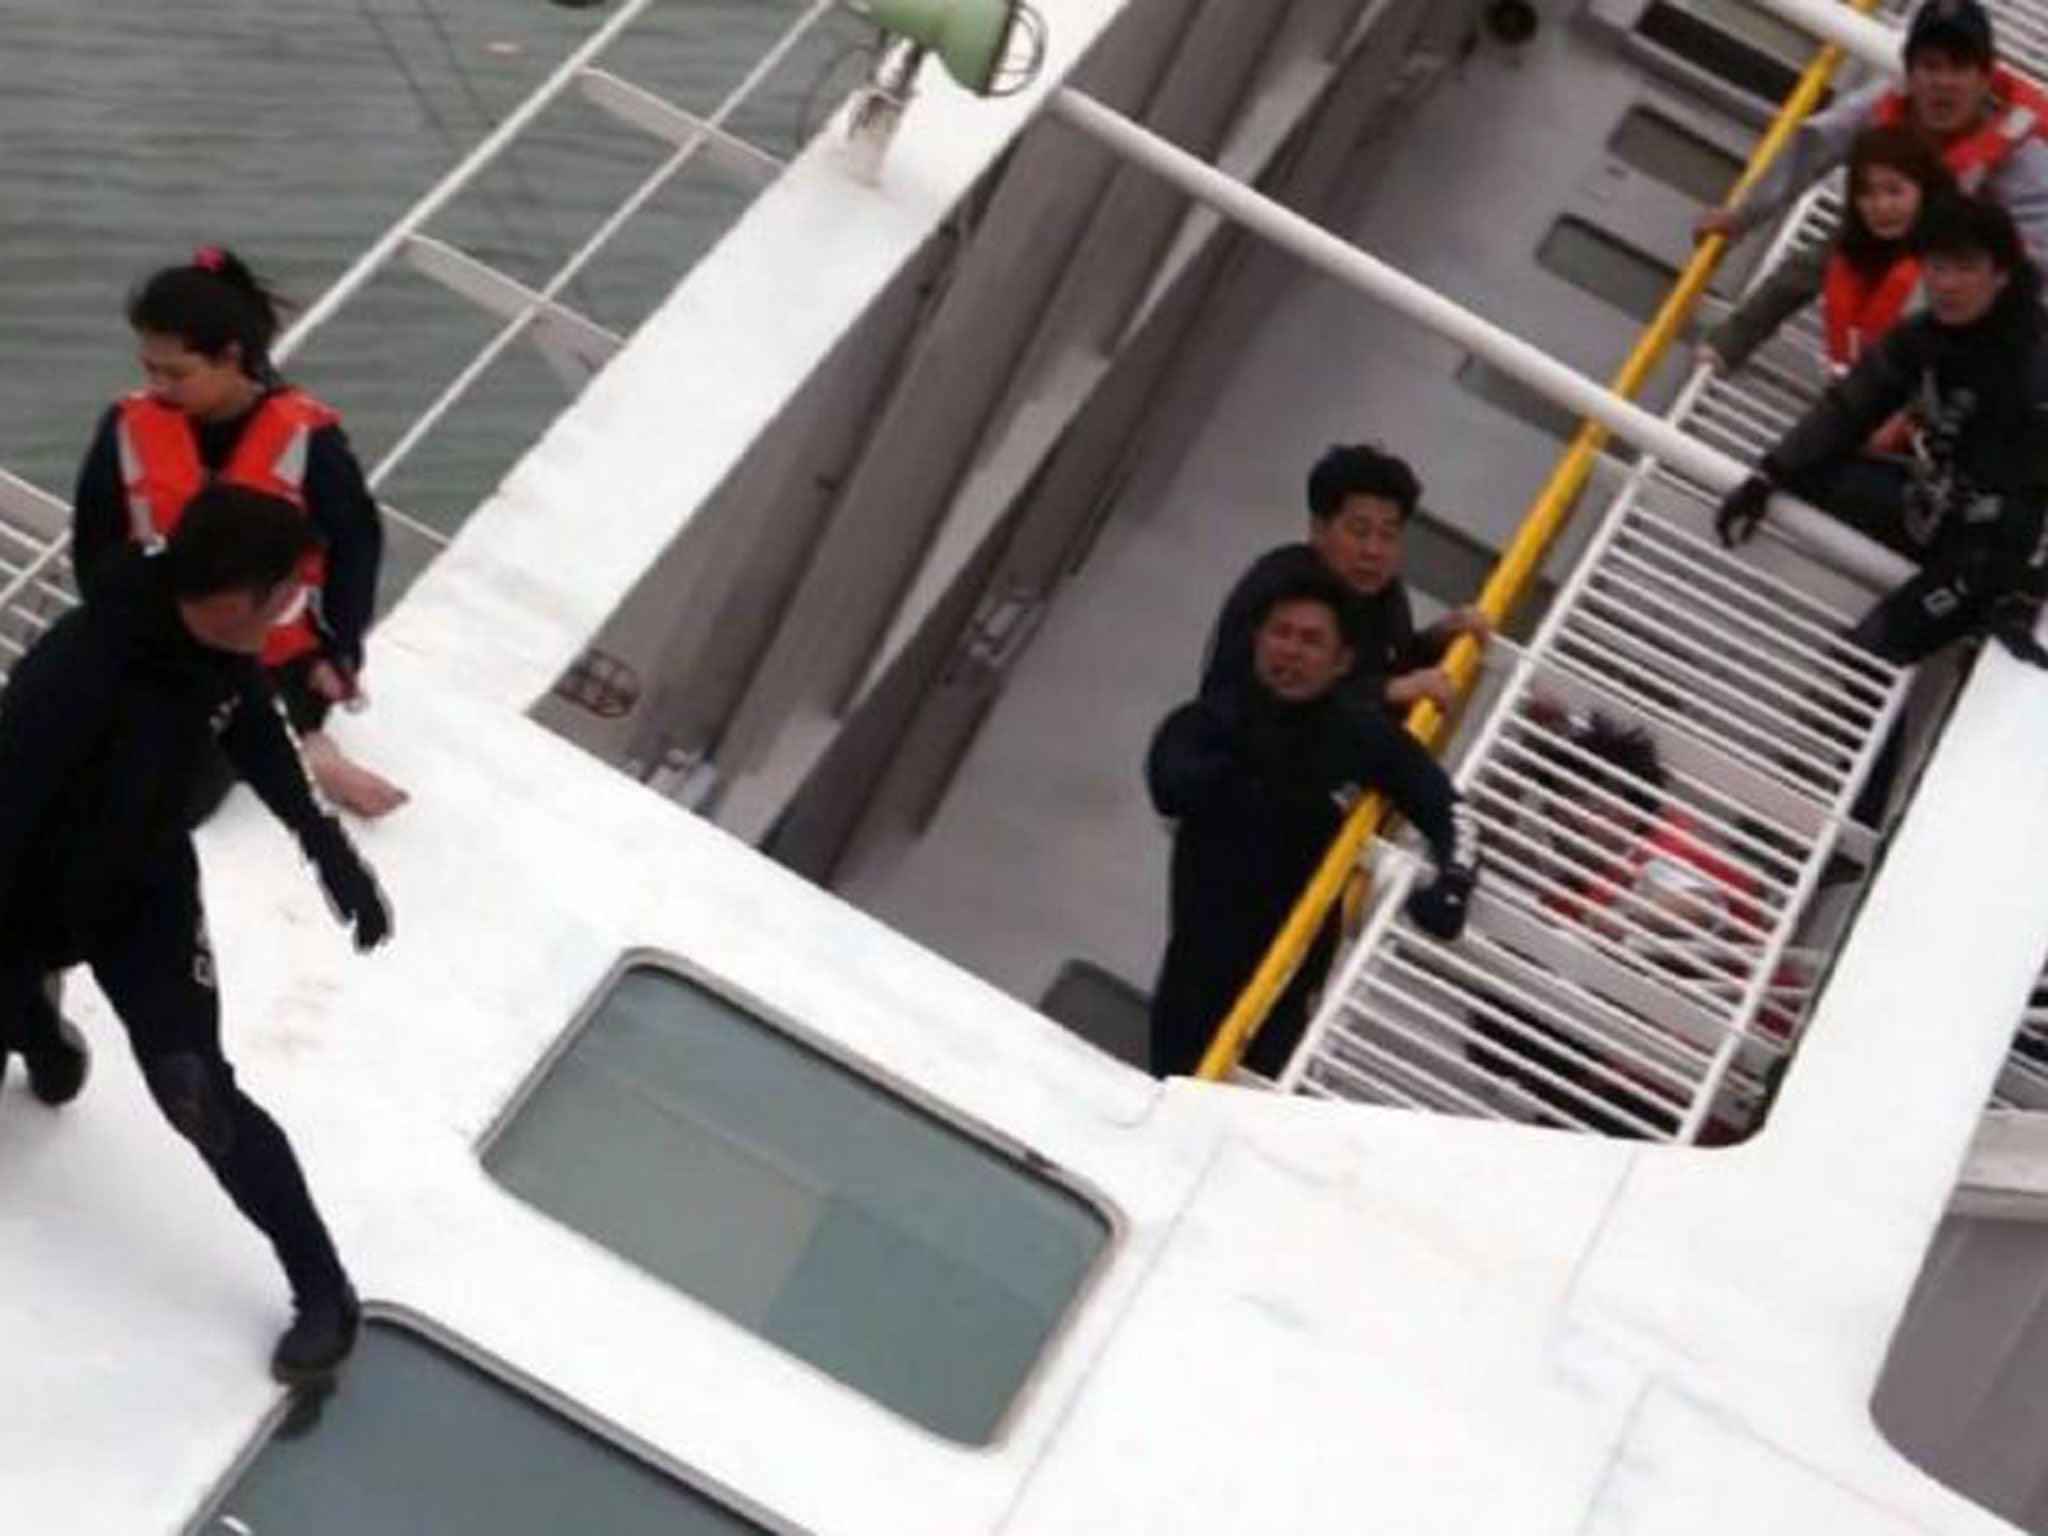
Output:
top-left (216, 673), bottom-right (333, 847)
top-left (302, 424), bottom-right (384, 674)
top-left (0, 619), bottom-right (121, 916)
top-left (1345, 705), bottom-right (1465, 873)
top-left (1147, 699), bottom-right (1252, 819)
top-left (1764, 327), bottom-right (1919, 495)
top-left (1198, 569), bottom-right (1267, 702)
top-left (71, 406), bottom-right (130, 601)
top-left (1400, 587), bottom-right (1453, 673)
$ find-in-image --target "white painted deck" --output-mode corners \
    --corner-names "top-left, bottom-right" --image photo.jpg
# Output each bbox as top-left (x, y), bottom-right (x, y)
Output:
top-left (7, 3), bottom-right (2048, 1534)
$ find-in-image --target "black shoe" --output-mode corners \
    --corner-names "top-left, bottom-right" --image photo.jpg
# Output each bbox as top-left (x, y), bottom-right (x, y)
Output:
top-left (23, 1017), bottom-right (89, 1107)
top-left (271, 1282), bottom-right (361, 1386)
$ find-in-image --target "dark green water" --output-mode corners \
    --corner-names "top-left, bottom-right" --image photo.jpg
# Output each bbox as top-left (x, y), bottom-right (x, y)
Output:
top-left (0, 0), bottom-right (865, 545)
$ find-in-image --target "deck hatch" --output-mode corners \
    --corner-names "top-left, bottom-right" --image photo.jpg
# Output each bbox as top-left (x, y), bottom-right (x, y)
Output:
top-left (483, 963), bottom-right (1110, 1443)
top-left (195, 1323), bottom-right (774, 1535)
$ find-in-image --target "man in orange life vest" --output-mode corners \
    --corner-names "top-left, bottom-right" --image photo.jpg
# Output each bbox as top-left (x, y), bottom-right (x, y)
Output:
top-left (1698, 0), bottom-right (2048, 271)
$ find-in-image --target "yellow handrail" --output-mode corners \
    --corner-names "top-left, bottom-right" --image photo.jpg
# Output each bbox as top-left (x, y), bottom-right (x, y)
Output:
top-left (1194, 7), bottom-right (1880, 1082)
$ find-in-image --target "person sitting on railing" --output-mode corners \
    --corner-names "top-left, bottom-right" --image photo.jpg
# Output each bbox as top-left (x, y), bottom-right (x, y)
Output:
top-left (1701, 125), bottom-right (1953, 407)
top-left (1717, 193), bottom-right (2048, 820)
top-left (1147, 568), bottom-right (1479, 1081)
top-left (1696, 0), bottom-right (2048, 272)
top-left (70, 248), bottom-right (408, 821)
top-left (1201, 443), bottom-right (1488, 718)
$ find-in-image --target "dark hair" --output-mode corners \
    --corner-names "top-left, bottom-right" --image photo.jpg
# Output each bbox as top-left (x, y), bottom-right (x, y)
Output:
top-left (1839, 125), bottom-right (1953, 270)
top-left (126, 247), bottom-right (285, 382)
top-left (1306, 443), bottom-right (1422, 523)
top-left (1915, 190), bottom-right (2030, 271)
top-left (164, 486), bottom-right (316, 602)
top-left (1903, 0), bottom-right (1995, 69)
top-left (1530, 708), bottom-right (1665, 816)
top-left (1252, 568), bottom-right (1360, 650)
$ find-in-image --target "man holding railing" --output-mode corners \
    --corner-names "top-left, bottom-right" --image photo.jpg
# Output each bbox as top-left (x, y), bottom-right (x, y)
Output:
top-left (1201, 443), bottom-right (1488, 719)
top-left (1698, 0), bottom-right (2048, 269)
top-left (1147, 568), bottom-right (1478, 1080)
top-left (1716, 192), bottom-right (2048, 818)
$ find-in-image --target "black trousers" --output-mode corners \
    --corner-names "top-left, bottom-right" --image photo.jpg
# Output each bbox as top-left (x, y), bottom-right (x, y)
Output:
top-left (1149, 913), bottom-right (1338, 1080)
top-left (1, 844), bottom-right (347, 1303)
top-left (1808, 457), bottom-right (1997, 823)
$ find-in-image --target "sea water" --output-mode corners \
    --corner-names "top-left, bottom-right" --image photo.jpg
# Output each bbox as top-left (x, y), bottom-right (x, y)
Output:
top-left (0, 0), bottom-right (866, 555)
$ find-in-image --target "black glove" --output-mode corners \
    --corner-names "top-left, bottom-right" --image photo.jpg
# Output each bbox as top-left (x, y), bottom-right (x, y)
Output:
top-left (302, 818), bottom-right (393, 952)
top-left (1989, 592), bottom-right (2048, 669)
top-left (1405, 862), bottom-right (1477, 942)
top-left (1715, 475), bottom-right (1772, 549)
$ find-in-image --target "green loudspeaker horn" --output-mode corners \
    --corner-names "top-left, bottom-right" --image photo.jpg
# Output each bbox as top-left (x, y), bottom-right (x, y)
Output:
top-left (870, 0), bottom-right (1021, 95)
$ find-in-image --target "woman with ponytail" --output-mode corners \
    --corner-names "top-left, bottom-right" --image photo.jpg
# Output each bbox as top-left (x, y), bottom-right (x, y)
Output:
top-left (72, 247), bottom-right (407, 818)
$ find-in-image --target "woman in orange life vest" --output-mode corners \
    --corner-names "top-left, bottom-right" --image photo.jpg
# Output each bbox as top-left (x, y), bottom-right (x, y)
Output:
top-left (71, 248), bottom-right (407, 819)
top-left (1702, 126), bottom-right (1955, 388)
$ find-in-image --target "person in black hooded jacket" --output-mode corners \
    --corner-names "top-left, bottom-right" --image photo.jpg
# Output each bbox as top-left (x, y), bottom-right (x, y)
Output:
top-left (1148, 569), bottom-right (1479, 1080)
top-left (0, 486), bottom-right (390, 1386)
top-left (1716, 193), bottom-right (2048, 820)
top-left (1717, 192), bottom-right (2048, 665)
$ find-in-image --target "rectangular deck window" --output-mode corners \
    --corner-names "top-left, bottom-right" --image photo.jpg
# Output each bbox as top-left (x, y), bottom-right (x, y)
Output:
top-left (1609, 107), bottom-right (1742, 205)
top-left (196, 1324), bottom-right (772, 1536)
top-left (1537, 217), bottom-right (1680, 324)
top-left (1635, 1), bottom-right (1805, 103)
top-left (484, 964), bottom-right (1110, 1443)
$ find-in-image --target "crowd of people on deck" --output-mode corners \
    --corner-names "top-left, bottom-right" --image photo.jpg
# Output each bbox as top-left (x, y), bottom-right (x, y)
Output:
top-left (1142, 0), bottom-right (2048, 1094)
top-left (3, 0), bottom-right (2048, 1393)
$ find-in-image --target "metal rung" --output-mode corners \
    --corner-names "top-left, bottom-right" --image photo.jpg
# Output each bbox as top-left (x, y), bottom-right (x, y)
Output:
top-left (576, 67), bottom-right (785, 191)
top-left (401, 235), bottom-right (624, 384)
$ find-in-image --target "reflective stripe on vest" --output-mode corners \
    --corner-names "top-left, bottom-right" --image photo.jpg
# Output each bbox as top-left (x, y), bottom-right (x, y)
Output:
top-left (1871, 77), bottom-right (2046, 190)
top-left (116, 389), bottom-right (340, 667)
top-left (1821, 250), bottom-right (1922, 368)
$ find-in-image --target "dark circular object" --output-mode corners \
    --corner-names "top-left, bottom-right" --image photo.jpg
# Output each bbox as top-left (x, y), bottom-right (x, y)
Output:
top-left (1485, 0), bottom-right (1539, 44)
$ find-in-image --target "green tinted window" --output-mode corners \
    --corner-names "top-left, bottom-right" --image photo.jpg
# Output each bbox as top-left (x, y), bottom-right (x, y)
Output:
top-left (484, 965), bottom-right (1110, 1443)
top-left (196, 1324), bottom-right (770, 1536)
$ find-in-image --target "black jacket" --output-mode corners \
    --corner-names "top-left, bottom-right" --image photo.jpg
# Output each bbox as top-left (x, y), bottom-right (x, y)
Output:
top-left (72, 398), bottom-right (384, 673)
top-left (1145, 682), bottom-right (1464, 1072)
top-left (1765, 272), bottom-right (2048, 589)
top-left (0, 550), bottom-right (338, 943)
top-left (1201, 544), bottom-right (1448, 714)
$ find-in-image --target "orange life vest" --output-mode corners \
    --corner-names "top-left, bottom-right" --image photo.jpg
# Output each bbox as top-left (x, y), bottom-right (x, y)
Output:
top-left (1821, 249), bottom-right (1922, 367)
top-left (1870, 64), bottom-right (2048, 190)
top-left (115, 389), bottom-right (337, 668)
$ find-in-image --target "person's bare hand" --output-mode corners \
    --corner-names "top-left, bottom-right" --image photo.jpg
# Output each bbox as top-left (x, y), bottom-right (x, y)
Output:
top-left (1439, 605), bottom-right (1492, 643)
top-left (1387, 666), bottom-right (1458, 711)
top-left (308, 661), bottom-right (355, 704)
top-left (1694, 206), bottom-right (1738, 242)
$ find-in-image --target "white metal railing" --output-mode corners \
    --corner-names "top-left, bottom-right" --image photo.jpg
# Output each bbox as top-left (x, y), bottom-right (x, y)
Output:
top-left (1281, 101), bottom-right (1930, 1140)
top-left (0, 0), bottom-right (843, 681)
top-left (1046, 79), bottom-right (1922, 1139)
